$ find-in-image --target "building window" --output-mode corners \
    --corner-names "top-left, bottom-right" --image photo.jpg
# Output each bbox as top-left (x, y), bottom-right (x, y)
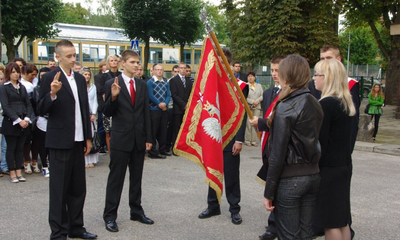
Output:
top-left (109, 45), bottom-right (126, 57)
top-left (194, 50), bottom-right (201, 64)
top-left (149, 48), bottom-right (163, 64)
top-left (184, 49), bottom-right (191, 64)
top-left (82, 44), bottom-right (106, 62)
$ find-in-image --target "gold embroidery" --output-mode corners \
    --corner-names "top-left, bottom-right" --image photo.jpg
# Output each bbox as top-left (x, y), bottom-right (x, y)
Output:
top-left (221, 82), bottom-right (240, 138)
top-left (186, 102), bottom-right (203, 158)
top-left (207, 167), bottom-right (224, 185)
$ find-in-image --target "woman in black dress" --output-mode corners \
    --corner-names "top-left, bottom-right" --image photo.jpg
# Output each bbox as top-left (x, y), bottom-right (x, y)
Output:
top-left (0, 62), bottom-right (33, 183)
top-left (313, 59), bottom-right (356, 240)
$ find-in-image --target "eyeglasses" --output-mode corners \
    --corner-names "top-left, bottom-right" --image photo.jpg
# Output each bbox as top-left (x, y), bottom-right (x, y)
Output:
top-left (313, 74), bottom-right (324, 77)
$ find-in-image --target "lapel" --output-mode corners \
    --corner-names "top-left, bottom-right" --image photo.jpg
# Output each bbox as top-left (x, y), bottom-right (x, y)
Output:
top-left (118, 75), bottom-right (134, 107)
top-left (57, 67), bottom-right (74, 98)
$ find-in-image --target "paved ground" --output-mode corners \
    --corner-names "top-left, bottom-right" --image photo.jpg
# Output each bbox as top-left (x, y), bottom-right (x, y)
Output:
top-left (0, 146), bottom-right (399, 240)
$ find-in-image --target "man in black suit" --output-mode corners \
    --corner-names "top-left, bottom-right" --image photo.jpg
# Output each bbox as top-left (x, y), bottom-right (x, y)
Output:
top-left (38, 40), bottom-right (97, 240)
top-left (103, 50), bottom-right (153, 233)
top-left (233, 61), bottom-right (248, 82)
top-left (249, 55), bottom-right (285, 240)
top-left (169, 62), bottom-right (193, 151)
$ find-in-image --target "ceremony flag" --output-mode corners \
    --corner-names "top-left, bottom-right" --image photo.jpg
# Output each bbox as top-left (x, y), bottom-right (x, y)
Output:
top-left (174, 37), bottom-right (245, 203)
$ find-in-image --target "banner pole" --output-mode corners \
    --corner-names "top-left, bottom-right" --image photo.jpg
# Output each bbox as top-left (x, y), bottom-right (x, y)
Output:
top-left (200, 9), bottom-right (261, 140)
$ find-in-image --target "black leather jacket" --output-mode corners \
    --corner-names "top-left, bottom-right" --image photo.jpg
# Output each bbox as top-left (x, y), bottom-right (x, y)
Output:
top-left (264, 87), bottom-right (323, 200)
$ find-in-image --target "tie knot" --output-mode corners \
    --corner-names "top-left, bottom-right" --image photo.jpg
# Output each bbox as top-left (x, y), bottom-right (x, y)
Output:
top-left (130, 79), bottom-right (134, 84)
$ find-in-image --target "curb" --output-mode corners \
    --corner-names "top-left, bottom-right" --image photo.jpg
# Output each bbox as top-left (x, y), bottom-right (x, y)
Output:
top-left (354, 141), bottom-right (400, 156)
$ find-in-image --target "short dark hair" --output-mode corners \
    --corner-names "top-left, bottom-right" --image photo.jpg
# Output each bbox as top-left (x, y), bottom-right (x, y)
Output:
top-left (5, 62), bottom-right (21, 82)
top-left (22, 63), bottom-right (38, 75)
top-left (74, 62), bottom-right (82, 67)
top-left (222, 48), bottom-right (232, 64)
top-left (247, 71), bottom-right (256, 77)
top-left (186, 64), bottom-right (191, 69)
top-left (233, 61), bottom-right (241, 66)
top-left (12, 57), bottom-right (27, 66)
top-left (55, 40), bottom-right (74, 54)
top-left (121, 49), bottom-right (139, 61)
top-left (270, 55), bottom-right (286, 64)
top-left (152, 64), bottom-right (158, 70)
top-left (48, 59), bottom-right (55, 63)
top-left (39, 67), bottom-right (51, 82)
top-left (172, 65), bottom-right (178, 71)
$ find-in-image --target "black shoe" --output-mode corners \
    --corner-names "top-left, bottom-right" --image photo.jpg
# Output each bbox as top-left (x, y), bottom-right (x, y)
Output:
top-left (105, 220), bottom-right (118, 232)
top-left (69, 231), bottom-right (98, 239)
top-left (130, 214), bottom-right (154, 225)
top-left (231, 213), bottom-right (242, 225)
top-left (148, 154), bottom-right (166, 159)
top-left (259, 230), bottom-right (277, 240)
top-left (160, 152), bottom-right (172, 156)
top-left (198, 208), bottom-right (221, 219)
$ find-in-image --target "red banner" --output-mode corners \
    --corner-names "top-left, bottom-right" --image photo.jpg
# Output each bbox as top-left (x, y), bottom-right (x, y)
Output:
top-left (174, 37), bottom-right (244, 203)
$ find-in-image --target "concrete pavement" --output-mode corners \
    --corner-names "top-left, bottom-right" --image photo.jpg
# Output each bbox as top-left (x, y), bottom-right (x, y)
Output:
top-left (0, 147), bottom-right (399, 239)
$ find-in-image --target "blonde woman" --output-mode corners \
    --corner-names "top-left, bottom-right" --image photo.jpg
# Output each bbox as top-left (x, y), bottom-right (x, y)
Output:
top-left (368, 84), bottom-right (384, 141)
top-left (81, 68), bottom-right (99, 167)
top-left (245, 72), bottom-right (263, 146)
top-left (313, 59), bottom-right (356, 240)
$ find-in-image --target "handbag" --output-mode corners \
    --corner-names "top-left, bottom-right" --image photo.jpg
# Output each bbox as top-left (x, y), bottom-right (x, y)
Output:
top-left (364, 104), bottom-right (370, 114)
top-left (90, 122), bottom-right (101, 154)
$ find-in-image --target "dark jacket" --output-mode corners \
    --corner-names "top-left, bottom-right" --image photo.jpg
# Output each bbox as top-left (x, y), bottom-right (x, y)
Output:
top-left (264, 88), bottom-right (323, 200)
top-left (169, 75), bottom-right (193, 115)
top-left (0, 82), bottom-right (33, 136)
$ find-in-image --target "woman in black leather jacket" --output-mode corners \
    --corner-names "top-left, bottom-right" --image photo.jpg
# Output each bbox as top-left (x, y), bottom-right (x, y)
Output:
top-left (263, 55), bottom-right (324, 240)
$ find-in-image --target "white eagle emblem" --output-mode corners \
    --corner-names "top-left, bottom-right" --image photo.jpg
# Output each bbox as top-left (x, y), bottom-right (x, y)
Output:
top-left (202, 94), bottom-right (222, 143)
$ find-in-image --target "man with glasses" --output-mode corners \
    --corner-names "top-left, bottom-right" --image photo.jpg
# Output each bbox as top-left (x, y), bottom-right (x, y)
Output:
top-left (233, 61), bottom-right (247, 82)
top-left (147, 64), bottom-right (171, 158)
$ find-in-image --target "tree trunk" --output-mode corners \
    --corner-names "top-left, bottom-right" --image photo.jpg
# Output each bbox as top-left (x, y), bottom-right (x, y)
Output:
top-left (384, 34), bottom-right (400, 119)
top-left (4, 40), bottom-right (16, 63)
top-left (179, 42), bottom-right (185, 62)
top-left (143, 37), bottom-right (150, 74)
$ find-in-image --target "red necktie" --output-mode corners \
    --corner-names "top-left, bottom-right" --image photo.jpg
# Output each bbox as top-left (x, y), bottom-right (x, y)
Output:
top-left (130, 79), bottom-right (135, 106)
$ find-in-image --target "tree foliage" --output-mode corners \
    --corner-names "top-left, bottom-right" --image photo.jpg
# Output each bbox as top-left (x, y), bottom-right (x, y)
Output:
top-left (87, 0), bottom-right (121, 28)
top-left (57, 3), bottom-right (90, 25)
top-left (114, 0), bottom-right (175, 70)
top-left (204, 3), bottom-right (230, 46)
top-left (343, 0), bottom-right (400, 114)
top-left (339, 26), bottom-right (380, 65)
top-left (1, 0), bottom-right (62, 61)
top-left (230, 0), bottom-right (340, 67)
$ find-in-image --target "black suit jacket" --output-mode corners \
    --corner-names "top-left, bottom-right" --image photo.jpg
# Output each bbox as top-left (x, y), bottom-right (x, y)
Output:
top-left (0, 82), bottom-right (33, 136)
top-left (258, 87), bottom-right (275, 132)
top-left (37, 67), bottom-right (91, 149)
top-left (170, 75), bottom-right (193, 115)
top-left (235, 72), bottom-right (248, 82)
top-left (102, 75), bottom-right (152, 152)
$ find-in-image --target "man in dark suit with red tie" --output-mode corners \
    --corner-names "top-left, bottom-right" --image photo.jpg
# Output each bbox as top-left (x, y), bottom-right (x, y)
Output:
top-left (102, 50), bottom-right (153, 233)
top-left (169, 62), bottom-right (193, 151)
top-left (38, 40), bottom-right (97, 239)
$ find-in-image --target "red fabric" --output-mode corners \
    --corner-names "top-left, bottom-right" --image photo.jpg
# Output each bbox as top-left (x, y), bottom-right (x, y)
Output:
top-left (174, 38), bottom-right (244, 203)
top-left (237, 79), bottom-right (247, 91)
top-left (348, 78), bottom-right (357, 90)
top-left (130, 79), bottom-right (135, 106)
top-left (261, 95), bottom-right (279, 154)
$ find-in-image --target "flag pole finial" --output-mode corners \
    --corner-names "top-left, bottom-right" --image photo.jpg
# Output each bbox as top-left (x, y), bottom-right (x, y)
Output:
top-left (200, 8), bottom-right (213, 33)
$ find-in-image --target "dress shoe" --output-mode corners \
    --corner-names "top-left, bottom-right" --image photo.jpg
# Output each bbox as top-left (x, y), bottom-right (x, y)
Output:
top-left (148, 154), bottom-right (166, 159)
top-left (231, 213), bottom-right (242, 224)
top-left (69, 231), bottom-right (97, 239)
top-left (198, 208), bottom-right (221, 219)
top-left (160, 151), bottom-right (172, 156)
top-left (130, 214), bottom-right (154, 224)
top-left (259, 230), bottom-right (277, 240)
top-left (105, 220), bottom-right (119, 232)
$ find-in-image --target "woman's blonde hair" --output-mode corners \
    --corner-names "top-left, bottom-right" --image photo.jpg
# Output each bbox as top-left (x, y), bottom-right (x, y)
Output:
top-left (267, 54), bottom-right (311, 127)
top-left (106, 55), bottom-right (120, 70)
top-left (370, 83), bottom-right (384, 98)
top-left (314, 59), bottom-right (355, 116)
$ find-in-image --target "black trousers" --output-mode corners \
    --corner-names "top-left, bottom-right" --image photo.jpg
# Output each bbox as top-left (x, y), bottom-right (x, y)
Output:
top-left (4, 135), bottom-right (26, 171)
top-left (149, 110), bottom-right (168, 156)
top-left (371, 114), bottom-right (381, 138)
top-left (172, 114), bottom-right (183, 150)
top-left (103, 146), bottom-right (145, 222)
top-left (207, 151), bottom-right (241, 214)
top-left (34, 127), bottom-right (48, 167)
top-left (49, 142), bottom-right (86, 239)
top-left (165, 108), bottom-right (174, 151)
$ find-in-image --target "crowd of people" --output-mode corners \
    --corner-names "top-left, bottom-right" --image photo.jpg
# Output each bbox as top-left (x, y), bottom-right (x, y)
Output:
top-left (0, 40), bottom-right (382, 240)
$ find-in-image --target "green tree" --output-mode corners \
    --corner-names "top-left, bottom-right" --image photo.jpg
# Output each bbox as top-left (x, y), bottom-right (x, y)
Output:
top-left (87, 0), bottom-right (121, 28)
top-left (339, 26), bottom-right (380, 65)
top-left (114, 0), bottom-right (175, 70)
top-left (1, 0), bottom-right (62, 61)
top-left (204, 2), bottom-right (230, 46)
top-left (343, 0), bottom-right (400, 116)
top-left (229, 0), bottom-right (340, 67)
top-left (168, 0), bottom-right (204, 61)
top-left (57, 3), bottom-right (90, 25)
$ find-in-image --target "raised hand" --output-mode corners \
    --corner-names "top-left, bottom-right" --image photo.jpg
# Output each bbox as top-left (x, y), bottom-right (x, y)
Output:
top-left (50, 71), bottom-right (62, 98)
top-left (111, 77), bottom-right (121, 101)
